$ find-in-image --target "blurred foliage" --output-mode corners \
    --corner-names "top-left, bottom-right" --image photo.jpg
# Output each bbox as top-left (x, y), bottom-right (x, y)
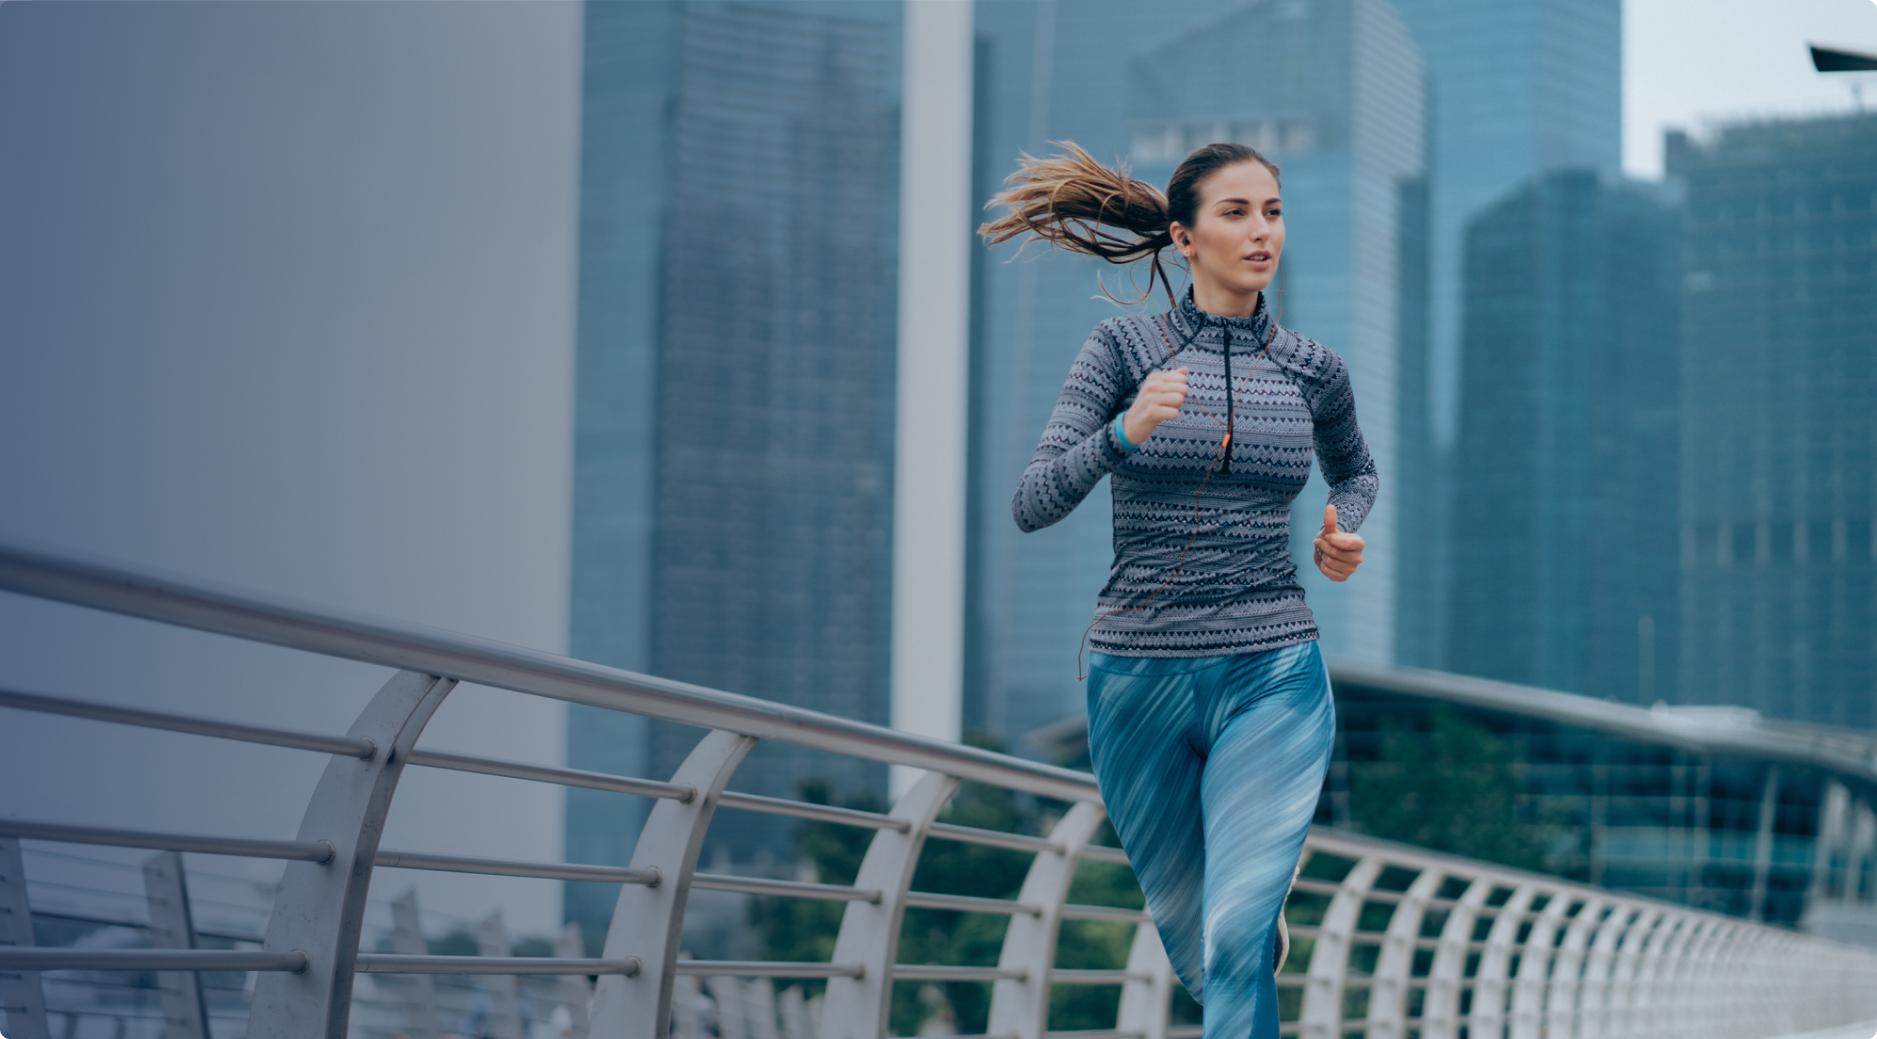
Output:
top-left (750, 730), bottom-right (1173, 1033)
top-left (1346, 704), bottom-right (1581, 875)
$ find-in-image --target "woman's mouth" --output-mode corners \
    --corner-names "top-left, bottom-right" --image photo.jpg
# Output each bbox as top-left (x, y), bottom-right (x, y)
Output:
top-left (1246, 252), bottom-right (1273, 265)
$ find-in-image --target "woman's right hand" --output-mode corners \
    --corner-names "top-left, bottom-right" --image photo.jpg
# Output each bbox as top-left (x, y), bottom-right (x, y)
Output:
top-left (1121, 367), bottom-right (1189, 446)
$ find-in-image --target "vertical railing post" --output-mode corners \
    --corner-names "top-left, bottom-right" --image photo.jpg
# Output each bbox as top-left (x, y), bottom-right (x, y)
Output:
top-left (0, 837), bottom-right (49, 1039)
top-left (251, 669), bottom-right (457, 1039)
top-left (1366, 867), bottom-right (1444, 1039)
top-left (1423, 875), bottom-right (1491, 1038)
top-left (819, 770), bottom-right (958, 1039)
top-left (778, 984), bottom-right (812, 1039)
top-left (1664, 916), bottom-right (1715, 1034)
top-left (987, 800), bottom-right (1105, 1039)
top-left (552, 921), bottom-right (592, 1039)
top-left (1465, 882), bottom-right (1536, 1037)
top-left (390, 890), bottom-right (439, 1039)
top-left (1577, 901), bottom-right (1637, 1037)
top-left (709, 976), bottom-right (749, 1039)
top-left (1626, 911), bottom-right (1688, 1039)
top-left (141, 850), bottom-right (210, 1039)
top-left (1543, 895), bottom-right (1607, 1037)
top-left (1510, 890), bottom-right (1574, 1039)
top-left (1685, 917), bottom-right (1734, 1035)
top-left (591, 729), bottom-right (755, 1039)
top-left (1703, 923), bottom-right (1749, 1036)
top-left (1599, 900), bottom-right (1659, 1027)
top-left (1298, 856), bottom-right (1382, 1039)
top-left (1734, 925), bottom-right (1771, 1038)
top-left (1114, 917), bottom-right (1175, 1039)
top-left (477, 911), bottom-right (523, 1039)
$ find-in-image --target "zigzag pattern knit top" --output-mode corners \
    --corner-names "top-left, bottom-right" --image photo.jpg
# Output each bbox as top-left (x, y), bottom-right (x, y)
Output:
top-left (1012, 283), bottom-right (1379, 657)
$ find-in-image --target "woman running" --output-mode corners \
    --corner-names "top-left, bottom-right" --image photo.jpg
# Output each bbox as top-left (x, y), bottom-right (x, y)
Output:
top-left (980, 140), bottom-right (1378, 1038)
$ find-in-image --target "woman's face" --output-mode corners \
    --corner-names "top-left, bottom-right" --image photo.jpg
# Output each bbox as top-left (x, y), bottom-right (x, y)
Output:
top-left (1172, 160), bottom-right (1284, 296)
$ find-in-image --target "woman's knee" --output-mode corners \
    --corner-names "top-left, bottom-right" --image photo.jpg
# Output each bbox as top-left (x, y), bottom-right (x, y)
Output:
top-left (1204, 896), bottom-right (1283, 978)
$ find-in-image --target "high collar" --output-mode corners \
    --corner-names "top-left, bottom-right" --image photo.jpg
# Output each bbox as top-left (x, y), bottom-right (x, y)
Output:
top-left (1168, 282), bottom-right (1274, 352)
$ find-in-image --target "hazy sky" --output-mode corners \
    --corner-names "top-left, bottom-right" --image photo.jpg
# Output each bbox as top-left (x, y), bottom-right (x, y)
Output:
top-left (2, 0), bottom-right (1874, 954)
top-left (1624, 0), bottom-right (1877, 179)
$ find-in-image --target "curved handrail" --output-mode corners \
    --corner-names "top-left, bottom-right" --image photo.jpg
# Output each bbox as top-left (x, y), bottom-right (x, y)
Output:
top-left (4, 539), bottom-right (1877, 1039)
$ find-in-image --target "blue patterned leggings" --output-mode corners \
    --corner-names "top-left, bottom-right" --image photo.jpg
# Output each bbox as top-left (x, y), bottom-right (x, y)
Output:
top-left (1085, 639), bottom-right (1336, 1038)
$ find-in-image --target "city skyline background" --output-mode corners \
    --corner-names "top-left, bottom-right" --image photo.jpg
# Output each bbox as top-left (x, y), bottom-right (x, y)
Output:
top-left (2, 0), bottom-right (1874, 946)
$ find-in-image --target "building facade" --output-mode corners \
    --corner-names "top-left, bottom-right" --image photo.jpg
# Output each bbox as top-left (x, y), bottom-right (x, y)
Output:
top-left (1666, 111), bottom-right (1877, 733)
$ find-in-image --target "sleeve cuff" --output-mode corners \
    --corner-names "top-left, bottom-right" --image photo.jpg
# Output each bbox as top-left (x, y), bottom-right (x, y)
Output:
top-left (1110, 414), bottom-right (1139, 454)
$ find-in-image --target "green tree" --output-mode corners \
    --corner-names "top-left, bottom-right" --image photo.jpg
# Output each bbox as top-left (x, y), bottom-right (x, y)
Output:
top-left (1346, 705), bottom-right (1576, 873)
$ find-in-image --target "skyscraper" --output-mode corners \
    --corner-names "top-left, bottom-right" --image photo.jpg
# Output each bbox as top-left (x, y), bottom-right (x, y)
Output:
top-left (566, 0), bottom-right (904, 941)
top-left (1389, 0), bottom-right (1623, 672)
top-left (1667, 111), bottom-right (1877, 732)
top-left (1446, 168), bottom-right (1682, 702)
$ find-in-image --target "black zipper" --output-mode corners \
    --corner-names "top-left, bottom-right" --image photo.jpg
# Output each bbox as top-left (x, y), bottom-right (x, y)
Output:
top-left (1221, 323), bottom-right (1233, 474)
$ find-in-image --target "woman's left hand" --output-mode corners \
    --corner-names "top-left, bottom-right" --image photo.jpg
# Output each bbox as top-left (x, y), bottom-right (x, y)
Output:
top-left (1313, 503), bottom-right (1364, 582)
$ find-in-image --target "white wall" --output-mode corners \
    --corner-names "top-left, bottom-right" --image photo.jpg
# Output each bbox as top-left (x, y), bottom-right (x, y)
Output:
top-left (0, 1), bottom-right (583, 939)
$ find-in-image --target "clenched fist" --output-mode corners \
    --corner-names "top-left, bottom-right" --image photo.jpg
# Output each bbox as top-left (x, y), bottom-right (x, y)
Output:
top-left (1121, 367), bottom-right (1189, 446)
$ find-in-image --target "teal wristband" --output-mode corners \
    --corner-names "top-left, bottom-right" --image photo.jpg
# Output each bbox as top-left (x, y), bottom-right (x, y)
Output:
top-left (1114, 413), bottom-right (1139, 451)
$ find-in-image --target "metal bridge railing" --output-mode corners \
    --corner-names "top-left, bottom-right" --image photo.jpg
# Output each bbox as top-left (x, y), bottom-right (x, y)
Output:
top-left (2, 541), bottom-right (1876, 1039)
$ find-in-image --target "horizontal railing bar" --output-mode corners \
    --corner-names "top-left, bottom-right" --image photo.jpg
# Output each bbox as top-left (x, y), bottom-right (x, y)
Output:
top-left (0, 687), bottom-right (376, 759)
top-left (673, 960), bottom-right (864, 979)
top-left (717, 790), bottom-right (909, 832)
top-left (24, 908), bottom-right (262, 946)
top-left (1289, 881), bottom-right (1561, 923)
top-left (892, 964), bottom-right (1027, 982)
top-left (1299, 828), bottom-right (1707, 919)
top-left (35, 973), bottom-right (249, 996)
top-left (355, 954), bottom-right (637, 976)
top-left (0, 819), bottom-right (333, 863)
top-left (0, 949), bottom-right (307, 972)
top-left (690, 873), bottom-right (879, 903)
top-left (1058, 902), bottom-right (1149, 923)
top-left (1048, 968), bottom-right (1151, 985)
top-left (405, 748), bottom-right (695, 802)
top-left (28, 1006), bottom-right (251, 1024)
top-left (927, 822), bottom-right (1065, 855)
top-left (1168, 1028), bottom-right (1203, 1039)
top-left (1041, 1031), bottom-right (1148, 1039)
top-left (0, 543), bottom-right (1101, 803)
top-left (891, 1034), bottom-right (1018, 1039)
top-left (373, 849), bottom-right (659, 886)
top-left (904, 891), bottom-right (1041, 917)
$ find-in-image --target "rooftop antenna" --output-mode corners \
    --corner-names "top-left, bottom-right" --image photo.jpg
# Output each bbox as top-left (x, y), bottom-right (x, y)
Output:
top-left (1808, 42), bottom-right (1877, 110)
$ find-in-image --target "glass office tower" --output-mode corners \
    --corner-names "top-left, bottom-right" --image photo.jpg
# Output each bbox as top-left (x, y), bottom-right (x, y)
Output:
top-left (1446, 168), bottom-right (1682, 703)
top-left (565, 0), bottom-right (903, 944)
top-left (1667, 111), bottom-right (1877, 733)
top-left (1388, 0), bottom-right (1623, 673)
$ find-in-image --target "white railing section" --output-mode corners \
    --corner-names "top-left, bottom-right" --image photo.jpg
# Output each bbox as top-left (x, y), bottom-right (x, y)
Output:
top-left (2, 542), bottom-right (1876, 1039)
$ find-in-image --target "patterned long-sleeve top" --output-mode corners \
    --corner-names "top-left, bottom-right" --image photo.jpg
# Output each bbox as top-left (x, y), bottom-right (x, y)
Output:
top-left (1011, 282), bottom-right (1379, 656)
